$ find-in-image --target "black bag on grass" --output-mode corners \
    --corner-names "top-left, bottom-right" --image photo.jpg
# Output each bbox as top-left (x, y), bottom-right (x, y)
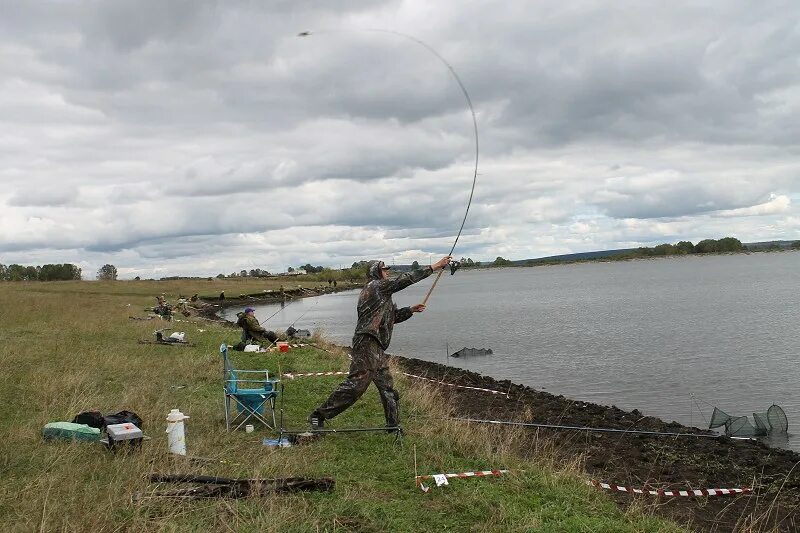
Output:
top-left (72, 410), bottom-right (143, 430)
top-left (72, 411), bottom-right (105, 429)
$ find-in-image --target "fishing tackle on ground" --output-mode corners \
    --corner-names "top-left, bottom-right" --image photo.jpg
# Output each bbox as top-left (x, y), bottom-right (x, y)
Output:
top-left (298, 30), bottom-right (478, 306)
top-left (286, 326), bottom-right (311, 338)
top-left (281, 426), bottom-right (403, 435)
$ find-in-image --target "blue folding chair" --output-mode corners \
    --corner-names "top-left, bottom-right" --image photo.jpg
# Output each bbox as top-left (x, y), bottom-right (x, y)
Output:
top-left (220, 343), bottom-right (280, 431)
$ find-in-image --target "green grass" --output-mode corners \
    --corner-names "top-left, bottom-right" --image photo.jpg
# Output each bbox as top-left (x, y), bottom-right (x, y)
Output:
top-left (0, 281), bottom-right (684, 531)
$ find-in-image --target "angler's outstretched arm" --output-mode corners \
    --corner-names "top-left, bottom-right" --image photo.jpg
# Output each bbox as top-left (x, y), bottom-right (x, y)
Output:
top-left (381, 256), bottom-right (451, 295)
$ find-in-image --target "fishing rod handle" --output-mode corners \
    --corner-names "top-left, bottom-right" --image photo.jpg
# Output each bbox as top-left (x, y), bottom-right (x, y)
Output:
top-left (420, 268), bottom-right (445, 307)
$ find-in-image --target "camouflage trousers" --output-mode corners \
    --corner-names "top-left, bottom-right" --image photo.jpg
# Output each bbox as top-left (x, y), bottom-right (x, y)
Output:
top-left (315, 335), bottom-right (399, 427)
top-left (241, 330), bottom-right (277, 344)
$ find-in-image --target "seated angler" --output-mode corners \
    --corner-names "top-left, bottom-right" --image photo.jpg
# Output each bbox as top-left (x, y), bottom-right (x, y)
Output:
top-left (154, 295), bottom-right (173, 320)
top-left (236, 307), bottom-right (278, 344)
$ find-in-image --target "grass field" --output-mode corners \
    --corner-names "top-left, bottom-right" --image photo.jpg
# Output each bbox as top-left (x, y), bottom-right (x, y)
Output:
top-left (0, 280), bottom-right (683, 531)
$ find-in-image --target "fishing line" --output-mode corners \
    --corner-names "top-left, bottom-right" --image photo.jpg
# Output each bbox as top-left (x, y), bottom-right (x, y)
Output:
top-left (259, 296), bottom-right (299, 324)
top-left (298, 29), bottom-right (479, 305)
top-left (691, 393), bottom-right (710, 427)
top-left (289, 297), bottom-right (319, 328)
top-left (441, 417), bottom-right (753, 440)
top-left (260, 297), bottom-right (320, 352)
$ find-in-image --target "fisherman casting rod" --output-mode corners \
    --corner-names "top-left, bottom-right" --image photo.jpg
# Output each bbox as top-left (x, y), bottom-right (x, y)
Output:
top-left (298, 30), bottom-right (479, 306)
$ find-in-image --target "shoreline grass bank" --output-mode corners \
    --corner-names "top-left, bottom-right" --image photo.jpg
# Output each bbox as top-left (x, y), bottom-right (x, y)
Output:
top-left (0, 279), bottom-right (687, 531)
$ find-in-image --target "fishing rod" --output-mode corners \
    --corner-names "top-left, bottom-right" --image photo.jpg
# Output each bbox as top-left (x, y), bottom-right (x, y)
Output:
top-left (288, 298), bottom-right (319, 328)
top-left (259, 297), bottom-right (320, 351)
top-left (298, 29), bottom-right (479, 307)
top-left (446, 417), bottom-right (755, 440)
top-left (281, 426), bottom-right (402, 435)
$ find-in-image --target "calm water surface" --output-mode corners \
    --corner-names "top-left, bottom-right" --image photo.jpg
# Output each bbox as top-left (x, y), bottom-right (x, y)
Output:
top-left (223, 252), bottom-right (800, 450)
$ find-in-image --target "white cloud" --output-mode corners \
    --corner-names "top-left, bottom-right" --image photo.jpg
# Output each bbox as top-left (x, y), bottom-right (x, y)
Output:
top-left (1, 1), bottom-right (799, 277)
top-left (716, 194), bottom-right (791, 217)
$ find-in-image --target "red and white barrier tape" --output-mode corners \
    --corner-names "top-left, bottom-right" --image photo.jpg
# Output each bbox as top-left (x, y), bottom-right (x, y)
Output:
top-left (589, 480), bottom-right (752, 497)
top-left (417, 469), bottom-right (508, 481)
top-left (282, 371), bottom-right (348, 379)
top-left (416, 469), bottom-right (509, 491)
top-left (265, 343), bottom-right (313, 352)
top-left (401, 372), bottom-right (508, 396)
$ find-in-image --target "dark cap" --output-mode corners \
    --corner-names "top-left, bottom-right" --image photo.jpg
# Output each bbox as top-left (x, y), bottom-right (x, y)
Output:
top-left (244, 307), bottom-right (255, 313)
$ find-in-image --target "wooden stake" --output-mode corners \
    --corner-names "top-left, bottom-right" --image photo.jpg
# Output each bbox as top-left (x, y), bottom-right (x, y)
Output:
top-left (414, 444), bottom-right (418, 481)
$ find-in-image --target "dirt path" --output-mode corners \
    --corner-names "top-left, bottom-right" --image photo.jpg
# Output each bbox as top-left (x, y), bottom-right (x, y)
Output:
top-left (398, 356), bottom-right (800, 532)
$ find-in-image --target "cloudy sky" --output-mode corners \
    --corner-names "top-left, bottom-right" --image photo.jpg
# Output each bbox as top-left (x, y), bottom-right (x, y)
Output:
top-left (2, 1), bottom-right (799, 278)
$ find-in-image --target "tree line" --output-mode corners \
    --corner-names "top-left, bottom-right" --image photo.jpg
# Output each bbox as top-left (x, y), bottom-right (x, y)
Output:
top-left (523, 236), bottom-right (753, 267)
top-left (411, 257), bottom-right (483, 270)
top-left (0, 263), bottom-right (82, 281)
top-left (616, 237), bottom-right (744, 258)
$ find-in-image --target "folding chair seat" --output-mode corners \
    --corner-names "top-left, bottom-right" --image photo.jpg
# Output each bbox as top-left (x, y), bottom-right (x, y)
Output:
top-left (220, 343), bottom-right (280, 431)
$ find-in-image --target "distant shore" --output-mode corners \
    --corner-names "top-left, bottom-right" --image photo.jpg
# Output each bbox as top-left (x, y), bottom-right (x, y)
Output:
top-left (449, 246), bottom-right (800, 273)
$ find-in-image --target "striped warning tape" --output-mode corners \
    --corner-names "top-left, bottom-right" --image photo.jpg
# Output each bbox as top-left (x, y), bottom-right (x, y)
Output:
top-left (416, 469), bottom-right (509, 481)
top-left (282, 371), bottom-right (349, 379)
top-left (415, 469), bottom-right (509, 491)
top-left (401, 372), bottom-right (508, 396)
top-left (589, 480), bottom-right (752, 497)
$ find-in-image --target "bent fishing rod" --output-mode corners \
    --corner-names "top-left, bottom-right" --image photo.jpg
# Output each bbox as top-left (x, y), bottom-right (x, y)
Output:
top-left (298, 29), bottom-right (479, 306)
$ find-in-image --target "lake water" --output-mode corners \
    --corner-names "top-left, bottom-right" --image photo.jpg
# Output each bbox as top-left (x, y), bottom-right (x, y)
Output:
top-left (222, 252), bottom-right (800, 451)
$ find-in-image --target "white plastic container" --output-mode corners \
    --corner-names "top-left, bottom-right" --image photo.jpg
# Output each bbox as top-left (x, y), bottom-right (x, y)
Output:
top-left (166, 409), bottom-right (190, 455)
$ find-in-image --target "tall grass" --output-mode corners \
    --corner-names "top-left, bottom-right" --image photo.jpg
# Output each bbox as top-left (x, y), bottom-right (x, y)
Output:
top-left (0, 281), bottom-right (682, 531)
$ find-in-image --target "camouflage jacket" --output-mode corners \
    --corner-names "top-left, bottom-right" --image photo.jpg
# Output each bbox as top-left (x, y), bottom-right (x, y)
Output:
top-left (354, 266), bottom-right (433, 350)
top-left (237, 313), bottom-right (267, 335)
